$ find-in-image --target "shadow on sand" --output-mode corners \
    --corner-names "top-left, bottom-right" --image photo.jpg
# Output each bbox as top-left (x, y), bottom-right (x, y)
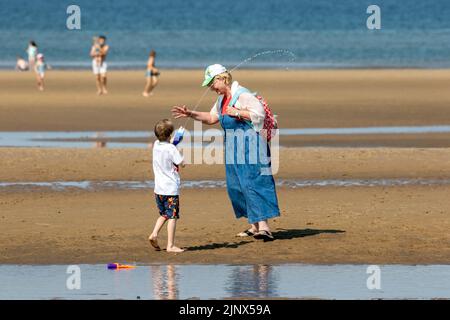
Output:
top-left (272, 228), bottom-right (345, 240)
top-left (185, 240), bottom-right (253, 251)
top-left (185, 228), bottom-right (345, 251)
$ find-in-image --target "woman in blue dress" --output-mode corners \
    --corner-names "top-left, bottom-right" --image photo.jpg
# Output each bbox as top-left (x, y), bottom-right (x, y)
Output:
top-left (172, 64), bottom-right (280, 241)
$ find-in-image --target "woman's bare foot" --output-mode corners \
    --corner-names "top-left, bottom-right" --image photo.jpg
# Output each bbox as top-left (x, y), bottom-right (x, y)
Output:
top-left (102, 89), bottom-right (108, 95)
top-left (166, 246), bottom-right (185, 253)
top-left (97, 90), bottom-right (103, 95)
top-left (142, 92), bottom-right (149, 97)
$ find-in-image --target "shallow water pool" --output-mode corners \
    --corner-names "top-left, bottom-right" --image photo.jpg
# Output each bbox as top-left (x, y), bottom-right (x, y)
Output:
top-left (3, 125), bottom-right (450, 148)
top-left (2, 178), bottom-right (450, 192)
top-left (0, 264), bottom-right (449, 300)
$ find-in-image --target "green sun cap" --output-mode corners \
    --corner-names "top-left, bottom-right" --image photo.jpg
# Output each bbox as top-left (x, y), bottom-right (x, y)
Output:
top-left (202, 64), bottom-right (227, 87)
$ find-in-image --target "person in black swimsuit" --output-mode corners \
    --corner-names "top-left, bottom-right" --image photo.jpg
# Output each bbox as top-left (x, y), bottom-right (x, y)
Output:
top-left (143, 49), bottom-right (160, 97)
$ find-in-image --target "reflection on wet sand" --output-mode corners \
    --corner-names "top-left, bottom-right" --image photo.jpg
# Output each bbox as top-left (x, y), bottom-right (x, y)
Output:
top-left (151, 265), bottom-right (178, 300)
top-left (226, 265), bottom-right (278, 298)
top-left (1, 264), bottom-right (450, 299)
top-left (93, 132), bottom-right (107, 148)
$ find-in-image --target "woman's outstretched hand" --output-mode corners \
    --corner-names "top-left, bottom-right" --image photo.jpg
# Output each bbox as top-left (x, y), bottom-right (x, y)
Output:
top-left (172, 105), bottom-right (191, 119)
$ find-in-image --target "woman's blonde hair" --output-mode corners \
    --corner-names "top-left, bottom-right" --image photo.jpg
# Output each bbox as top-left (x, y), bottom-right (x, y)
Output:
top-left (214, 71), bottom-right (232, 86)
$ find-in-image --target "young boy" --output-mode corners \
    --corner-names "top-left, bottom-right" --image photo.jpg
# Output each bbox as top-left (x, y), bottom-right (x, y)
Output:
top-left (148, 119), bottom-right (185, 253)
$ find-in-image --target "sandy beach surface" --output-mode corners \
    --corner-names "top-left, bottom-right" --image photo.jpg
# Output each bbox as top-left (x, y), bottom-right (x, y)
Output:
top-left (2, 147), bottom-right (450, 265)
top-left (1, 183), bottom-right (450, 265)
top-left (1, 69), bottom-right (450, 131)
top-left (1, 69), bottom-right (450, 265)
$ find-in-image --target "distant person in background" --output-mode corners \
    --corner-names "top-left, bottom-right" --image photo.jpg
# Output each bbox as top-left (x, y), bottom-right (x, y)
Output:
top-left (34, 53), bottom-right (50, 91)
top-left (26, 40), bottom-right (38, 70)
top-left (15, 56), bottom-right (29, 71)
top-left (91, 36), bottom-right (102, 69)
top-left (90, 35), bottom-right (109, 95)
top-left (142, 50), bottom-right (160, 97)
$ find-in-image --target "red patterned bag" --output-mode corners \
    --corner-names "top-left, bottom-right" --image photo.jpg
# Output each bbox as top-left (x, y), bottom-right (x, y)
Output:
top-left (255, 95), bottom-right (278, 142)
top-left (229, 87), bottom-right (279, 142)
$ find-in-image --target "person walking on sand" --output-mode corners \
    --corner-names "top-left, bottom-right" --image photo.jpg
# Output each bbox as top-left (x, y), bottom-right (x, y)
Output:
top-left (34, 53), bottom-right (50, 91)
top-left (90, 35), bottom-right (109, 95)
top-left (148, 119), bottom-right (185, 253)
top-left (172, 64), bottom-right (280, 241)
top-left (142, 49), bottom-right (160, 97)
top-left (26, 40), bottom-right (38, 70)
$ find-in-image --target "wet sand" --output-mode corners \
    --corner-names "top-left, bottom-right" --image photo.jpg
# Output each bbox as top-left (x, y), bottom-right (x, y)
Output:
top-left (1, 69), bottom-right (450, 133)
top-left (2, 147), bottom-right (450, 182)
top-left (1, 147), bottom-right (450, 264)
top-left (1, 186), bottom-right (450, 265)
top-left (1, 69), bottom-right (450, 265)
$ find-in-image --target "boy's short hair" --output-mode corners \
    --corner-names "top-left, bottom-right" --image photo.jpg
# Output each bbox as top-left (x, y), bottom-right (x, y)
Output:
top-left (154, 119), bottom-right (174, 141)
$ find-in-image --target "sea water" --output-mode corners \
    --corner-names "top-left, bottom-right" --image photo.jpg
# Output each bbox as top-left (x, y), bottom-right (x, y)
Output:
top-left (1, 0), bottom-right (450, 69)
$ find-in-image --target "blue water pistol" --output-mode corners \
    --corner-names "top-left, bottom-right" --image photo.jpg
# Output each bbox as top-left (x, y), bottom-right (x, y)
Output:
top-left (172, 126), bottom-right (185, 146)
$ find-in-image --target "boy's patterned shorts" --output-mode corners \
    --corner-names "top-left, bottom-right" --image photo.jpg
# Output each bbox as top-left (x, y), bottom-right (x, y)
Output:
top-left (155, 194), bottom-right (180, 219)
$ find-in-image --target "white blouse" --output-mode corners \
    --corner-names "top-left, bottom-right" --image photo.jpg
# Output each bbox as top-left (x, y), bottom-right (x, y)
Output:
top-left (210, 81), bottom-right (266, 132)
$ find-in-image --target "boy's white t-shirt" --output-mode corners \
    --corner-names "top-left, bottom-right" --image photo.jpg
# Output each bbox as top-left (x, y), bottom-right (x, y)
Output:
top-left (153, 140), bottom-right (184, 195)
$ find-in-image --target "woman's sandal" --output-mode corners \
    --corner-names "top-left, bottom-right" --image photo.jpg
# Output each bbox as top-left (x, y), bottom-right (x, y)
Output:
top-left (253, 230), bottom-right (275, 242)
top-left (236, 229), bottom-right (257, 237)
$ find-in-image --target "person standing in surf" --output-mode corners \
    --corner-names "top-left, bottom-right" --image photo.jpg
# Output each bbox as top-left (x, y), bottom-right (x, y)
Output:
top-left (172, 64), bottom-right (280, 241)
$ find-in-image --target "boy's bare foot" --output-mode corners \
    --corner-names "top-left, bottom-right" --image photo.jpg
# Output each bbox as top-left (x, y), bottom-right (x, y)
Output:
top-left (142, 92), bottom-right (149, 97)
top-left (148, 236), bottom-right (161, 251)
top-left (97, 90), bottom-right (103, 95)
top-left (102, 89), bottom-right (108, 95)
top-left (166, 246), bottom-right (185, 253)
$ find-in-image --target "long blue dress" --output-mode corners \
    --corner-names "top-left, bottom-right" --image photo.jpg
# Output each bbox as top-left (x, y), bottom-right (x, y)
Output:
top-left (217, 93), bottom-right (280, 224)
